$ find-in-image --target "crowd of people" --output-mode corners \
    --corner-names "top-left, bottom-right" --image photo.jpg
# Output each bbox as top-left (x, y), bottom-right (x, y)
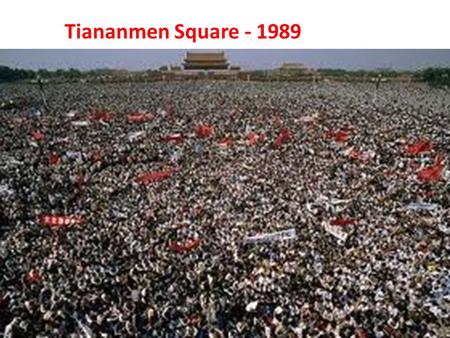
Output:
top-left (0, 80), bottom-right (449, 337)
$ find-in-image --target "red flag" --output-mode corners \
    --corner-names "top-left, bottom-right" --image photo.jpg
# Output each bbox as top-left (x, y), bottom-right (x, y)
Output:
top-left (135, 169), bottom-right (174, 184)
top-left (32, 130), bottom-right (44, 141)
top-left (247, 132), bottom-right (267, 146)
top-left (48, 153), bottom-right (61, 166)
top-left (273, 128), bottom-right (292, 148)
top-left (39, 214), bottom-right (85, 228)
top-left (323, 129), bottom-right (350, 143)
top-left (247, 132), bottom-right (259, 146)
top-left (330, 218), bottom-right (357, 227)
top-left (346, 148), bottom-right (372, 162)
top-left (195, 124), bottom-right (214, 138)
top-left (127, 112), bottom-right (154, 123)
top-left (169, 239), bottom-right (202, 253)
top-left (162, 133), bottom-right (184, 143)
top-left (406, 140), bottom-right (432, 155)
top-left (417, 154), bottom-right (444, 182)
top-left (218, 136), bottom-right (233, 148)
top-left (90, 110), bottom-right (114, 122)
top-left (334, 130), bottom-right (349, 143)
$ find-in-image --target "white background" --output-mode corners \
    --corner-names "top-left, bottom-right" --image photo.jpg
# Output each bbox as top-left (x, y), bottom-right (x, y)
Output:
top-left (1, 0), bottom-right (449, 48)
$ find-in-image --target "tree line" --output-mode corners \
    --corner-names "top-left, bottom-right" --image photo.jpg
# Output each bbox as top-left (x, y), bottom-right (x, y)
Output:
top-left (420, 67), bottom-right (450, 87)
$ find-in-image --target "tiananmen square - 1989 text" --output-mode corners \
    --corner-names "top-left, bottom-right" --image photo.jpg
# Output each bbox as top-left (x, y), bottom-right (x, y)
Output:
top-left (64, 23), bottom-right (301, 43)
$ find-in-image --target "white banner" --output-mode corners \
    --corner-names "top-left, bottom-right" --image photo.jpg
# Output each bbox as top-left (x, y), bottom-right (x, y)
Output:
top-left (405, 202), bottom-right (441, 212)
top-left (323, 222), bottom-right (348, 242)
top-left (245, 228), bottom-right (297, 244)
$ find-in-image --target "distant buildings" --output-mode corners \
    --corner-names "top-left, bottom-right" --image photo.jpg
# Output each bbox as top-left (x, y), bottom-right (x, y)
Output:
top-left (183, 52), bottom-right (230, 70)
top-left (279, 63), bottom-right (309, 71)
top-left (156, 55), bottom-right (414, 83)
top-left (160, 51), bottom-right (240, 79)
top-left (279, 63), bottom-right (315, 75)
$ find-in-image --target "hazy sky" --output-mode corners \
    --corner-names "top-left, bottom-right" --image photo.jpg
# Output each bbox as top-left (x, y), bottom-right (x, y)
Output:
top-left (1, 50), bottom-right (449, 70)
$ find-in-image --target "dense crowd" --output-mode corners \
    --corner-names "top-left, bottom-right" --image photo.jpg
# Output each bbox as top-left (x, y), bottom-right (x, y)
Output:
top-left (0, 80), bottom-right (449, 337)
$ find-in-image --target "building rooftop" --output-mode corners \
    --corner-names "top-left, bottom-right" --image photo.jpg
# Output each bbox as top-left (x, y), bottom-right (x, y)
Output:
top-left (183, 51), bottom-right (229, 70)
top-left (185, 52), bottom-right (227, 62)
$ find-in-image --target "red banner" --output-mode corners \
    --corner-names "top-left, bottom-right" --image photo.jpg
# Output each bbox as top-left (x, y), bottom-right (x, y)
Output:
top-left (247, 132), bottom-right (267, 146)
top-left (406, 140), bottom-right (432, 155)
top-left (169, 239), bottom-right (202, 253)
top-left (127, 112), bottom-right (154, 123)
top-left (48, 153), bottom-right (61, 166)
top-left (334, 130), bottom-right (349, 143)
top-left (90, 110), bottom-right (114, 122)
top-left (39, 214), bottom-right (85, 228)
top-left (324, 129), bottom-right (351, 143)
top-left (217, 136), bottom-right (233, 148)
top-left (330, 218), bottom-right (357, 227)
top-left (346, 147), bottom-right (372, 161)
top-left (417, 155), bottom-right (444, 182)
top-left (31, 130), bottom-right (44, 141)
top-left (195, 124), bottom-right (214, 138)
top-left (273, 128), bottom-right (292, 148)
top-left (135, 169), bottom-right (174, 184)
top-left (162, 133), bottom-right (184, 143)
